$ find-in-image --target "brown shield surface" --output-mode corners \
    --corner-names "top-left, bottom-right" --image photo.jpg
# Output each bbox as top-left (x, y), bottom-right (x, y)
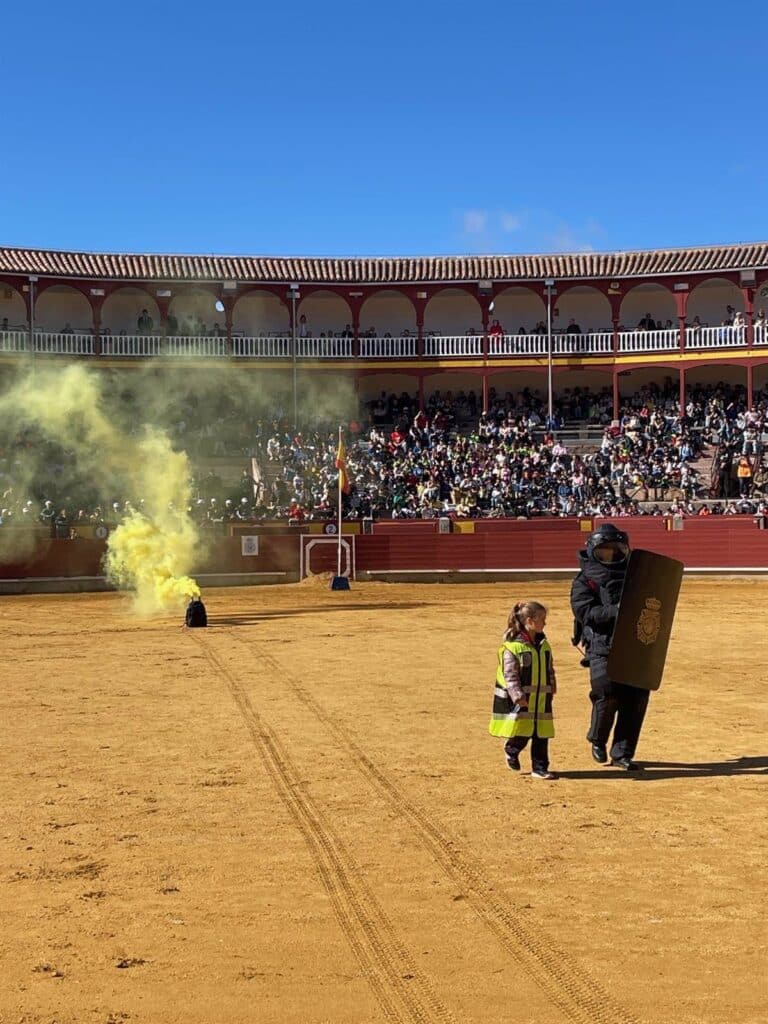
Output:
top-left (607, 548), bottom-right (684, 690)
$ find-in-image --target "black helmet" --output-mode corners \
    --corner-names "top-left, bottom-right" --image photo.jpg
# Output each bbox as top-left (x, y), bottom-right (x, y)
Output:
top-left (586, 522), bottom-right (630, 564)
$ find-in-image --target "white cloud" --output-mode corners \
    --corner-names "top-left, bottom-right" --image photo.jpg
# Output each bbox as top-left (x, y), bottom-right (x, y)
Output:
top-left (545, 219), bottom-right (604, 253)
top-left (462, 209), bottom-right (488, 235)
top-left (499, 211), bottom-right (522, 233)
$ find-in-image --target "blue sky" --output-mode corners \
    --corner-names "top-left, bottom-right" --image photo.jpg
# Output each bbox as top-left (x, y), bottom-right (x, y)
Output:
top-left (1, 0), bottom-right (766, 257)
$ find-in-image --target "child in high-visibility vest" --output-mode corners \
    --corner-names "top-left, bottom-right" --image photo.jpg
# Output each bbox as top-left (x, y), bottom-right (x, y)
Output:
top-left (488, 600), bottom-right (557, 780)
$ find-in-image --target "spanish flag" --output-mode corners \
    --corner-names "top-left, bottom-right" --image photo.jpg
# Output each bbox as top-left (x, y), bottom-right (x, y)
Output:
top-left (336, 435), bottom-right (351, 494)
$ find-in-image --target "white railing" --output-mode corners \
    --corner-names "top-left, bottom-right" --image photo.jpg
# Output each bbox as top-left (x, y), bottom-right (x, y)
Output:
top-left (0, 330), bottom-right (29, 352)
top-left (424, 335), bottom-right (482, 357)
top-left (489, 334), bottom-right (546, 355)
top-left (2, 326), bottom-right (765, 362)
top-left (553, 332), bottom-right (613, 355)
top-left (33, 332), bottom-right (94, 355)
top-left (233, 335), bottom-right (291, 358)
top-left (489, 332), bottom-right (612, 356)
top-left (166, 335), bottom-right (228, 357)
top-left (686, 325), bottom-right (745, 349)
top-left (101, 334), bottom-right (162, 357)
top-left (619, 329), bottom-right (679, 353)
top-left (361, 337), bottom-right (417, 358)
top-left (295, 336), bottom-right (353, 358)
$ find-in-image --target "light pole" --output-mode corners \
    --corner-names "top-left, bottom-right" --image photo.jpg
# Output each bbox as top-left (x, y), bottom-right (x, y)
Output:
top-left (28, 275), bottom-right (38, 354)
top-left (288, 284), bottom-right (300, 430)
top-left (544, 278), bottom-right (556, 430)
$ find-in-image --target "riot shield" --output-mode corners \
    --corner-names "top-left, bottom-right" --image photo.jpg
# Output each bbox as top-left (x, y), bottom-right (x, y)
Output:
top-left (606, 549), bottom-right (683, 691)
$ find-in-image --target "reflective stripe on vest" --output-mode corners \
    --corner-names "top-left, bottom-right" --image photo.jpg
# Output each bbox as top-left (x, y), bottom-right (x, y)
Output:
top-left (488, 639), bottom-right (554, 739)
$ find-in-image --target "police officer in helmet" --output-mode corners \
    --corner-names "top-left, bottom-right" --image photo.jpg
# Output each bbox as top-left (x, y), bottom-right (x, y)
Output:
top-left (570, 523), bottom-right (648, 770)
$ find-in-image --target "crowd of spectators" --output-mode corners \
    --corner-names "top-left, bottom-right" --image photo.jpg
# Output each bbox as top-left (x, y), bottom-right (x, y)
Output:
top-left (2, 381), bottom-right (766, 530)
top-left (252, 382), bottom-right (765, 521)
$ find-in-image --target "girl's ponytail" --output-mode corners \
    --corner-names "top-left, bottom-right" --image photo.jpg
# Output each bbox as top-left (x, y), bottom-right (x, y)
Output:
top-left (504, 600), bottom-right (547, 640)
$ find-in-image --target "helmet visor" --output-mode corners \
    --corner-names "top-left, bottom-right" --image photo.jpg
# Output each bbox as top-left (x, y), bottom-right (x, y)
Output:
top-left (592, 541), bottom-right (629, 564)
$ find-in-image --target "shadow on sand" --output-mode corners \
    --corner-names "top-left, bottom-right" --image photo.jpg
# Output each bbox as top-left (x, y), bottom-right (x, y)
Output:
top-left (207, 601), bottom-right (433, 627)
top-left (557, 756), bottom-right (768, 781)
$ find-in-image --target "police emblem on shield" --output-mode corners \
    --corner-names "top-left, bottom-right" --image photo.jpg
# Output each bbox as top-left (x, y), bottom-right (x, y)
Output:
top-left (607, 550), bottom-right (683, 690)
top-left (636, 597), bottom-right (661, 646)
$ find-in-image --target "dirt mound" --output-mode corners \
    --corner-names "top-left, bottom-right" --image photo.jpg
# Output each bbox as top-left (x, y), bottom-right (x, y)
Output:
top-left (296, 571), bottom-right (335, 587)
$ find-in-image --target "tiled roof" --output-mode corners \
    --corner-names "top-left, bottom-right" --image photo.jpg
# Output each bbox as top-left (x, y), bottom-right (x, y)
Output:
top-left (0, 242), bottom-right (767, 285)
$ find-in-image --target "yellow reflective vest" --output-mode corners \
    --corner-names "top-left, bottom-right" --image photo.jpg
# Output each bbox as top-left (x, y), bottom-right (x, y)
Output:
top-left (488, 637), bottom-right (555, 739)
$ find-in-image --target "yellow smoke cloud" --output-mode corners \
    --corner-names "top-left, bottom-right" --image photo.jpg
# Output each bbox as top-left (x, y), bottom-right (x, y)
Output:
top-left (103, 431), bottom-right (201, 615)
top-left (0, 363), bottom-right (201, 614)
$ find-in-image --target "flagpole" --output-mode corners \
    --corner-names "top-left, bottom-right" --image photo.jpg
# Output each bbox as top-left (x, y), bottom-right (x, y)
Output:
top-left (337, 424), bottom-right (343, 577)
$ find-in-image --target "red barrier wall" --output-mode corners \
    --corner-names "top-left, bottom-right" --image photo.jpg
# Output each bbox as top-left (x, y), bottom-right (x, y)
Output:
top-left (0, 535), bottom-right (301, 580)
top-left (0, 538), bottom-right (106, 579)
top-left (353, 518), bottom-right (768, 571)
top-left (2, 518), bottom-right (768, 585)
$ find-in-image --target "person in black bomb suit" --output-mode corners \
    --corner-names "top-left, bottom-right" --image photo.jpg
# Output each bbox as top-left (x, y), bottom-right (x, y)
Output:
top-left (570, 523), bottom-right (649, 770)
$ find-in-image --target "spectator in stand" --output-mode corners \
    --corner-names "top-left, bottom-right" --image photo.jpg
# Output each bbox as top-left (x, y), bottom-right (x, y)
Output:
top-left (54, 508), bottom-right (70, 539)
top-left (566, 318), bottom-right (582, 334)
top-left (737, 456), bottom-right (753, 496)
top-left (137, 309), bottom-right (154, 333)
top-left (489, 319), bottom-right (504, 340)
top-left (637, 312), bottom-right (656, 330)
top-left (39, 499), bottom-right (55, 526)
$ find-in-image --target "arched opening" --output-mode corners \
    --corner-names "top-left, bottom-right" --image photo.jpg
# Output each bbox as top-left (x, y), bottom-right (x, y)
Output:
top-left (553, 286), bottom-right (611, 334)
top-left (297, 290), bottom-right (352, 337)
top-left (0, 284), bottom-right (27, 330)
top-left (296, 369), bottom-right (358, 423)
top-left (485, 369), bottom-right (613, 422)
top-left (751, 361), bottom-right (768, 400)
top-left (617, 366), bottom-right (680, 410)
top-left (687, 278), bottom-right (743, 327)
top-left (481, 370), bottom-right (548, 418)
top-left (685, 367), bottom-right (749, 454)
top-left (101, 287), bottom-right (160, 336)
top-left (35, 285), bottom-right (93, 333)
top-left (492, 286), bottom-right (545, 335)
top-left (684, 362), bottom-right (745, 389)
top-left (359, 290), bottom-right (416, 338)
top-left (554, 369), bottom-right (614, 423)
top-left (232, 290), bottom-right (289, 337)
top-left (358, 373), bottom-right (422, 426)
top-left (422, 372), bottom-right (483, 423)
top-left (423, 288), bottom-right (481, 336)
top-left (619, 283), bottom-right (676, 330)
top-left (168, 289), bottom-right (225, 336)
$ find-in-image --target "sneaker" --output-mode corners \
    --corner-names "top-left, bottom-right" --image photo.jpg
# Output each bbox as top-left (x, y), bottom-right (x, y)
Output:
top-left (531, 769), bottom-right (557, 780)
top-left (610, 757), bottom-right (643, 771)
top-left (591, 744), bottom-right (608, 764)
top-left (505, 751), bottom-right (521, 771)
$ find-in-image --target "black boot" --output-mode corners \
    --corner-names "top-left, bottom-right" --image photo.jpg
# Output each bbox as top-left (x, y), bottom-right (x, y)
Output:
top-left (611, 756), bottom-right (643, 771)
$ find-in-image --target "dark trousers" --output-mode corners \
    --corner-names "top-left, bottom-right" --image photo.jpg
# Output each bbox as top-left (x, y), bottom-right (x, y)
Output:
top-left (505, 734), bottom-right (550, 773)
top-left (588, 660), bottom-right (649, 760)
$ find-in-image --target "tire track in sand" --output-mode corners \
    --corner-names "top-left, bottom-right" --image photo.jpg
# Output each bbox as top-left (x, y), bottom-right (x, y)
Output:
top-left (235, 634), bottom-right (639, 1024)
top-left (192, 634), bottom-right (458, 1024)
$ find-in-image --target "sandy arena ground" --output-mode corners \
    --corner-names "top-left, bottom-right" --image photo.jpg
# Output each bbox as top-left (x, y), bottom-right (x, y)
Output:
top-left (2, 578), bottom-right (767, 1024)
